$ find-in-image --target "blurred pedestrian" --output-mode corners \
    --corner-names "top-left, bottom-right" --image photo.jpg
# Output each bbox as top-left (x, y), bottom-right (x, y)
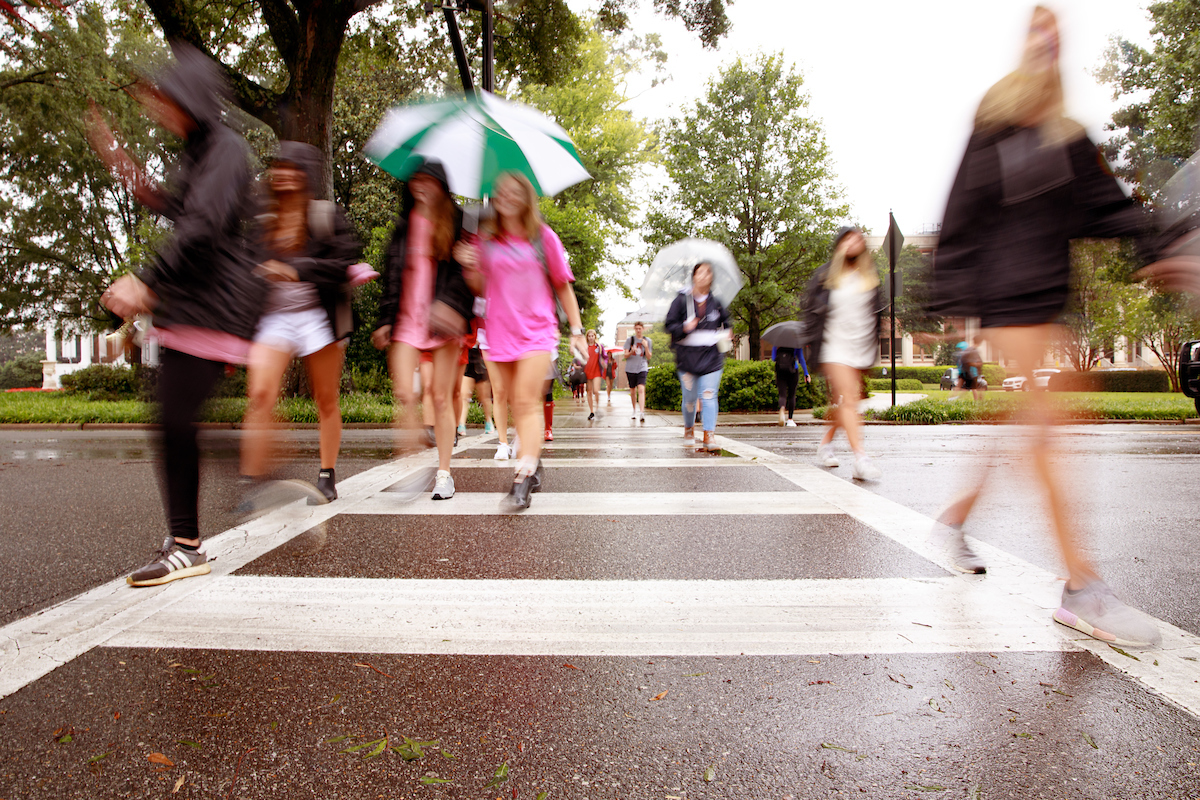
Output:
top-left (605, 348), bottom-right (619, 405)
top-left (239, 142), bottom-right (363, 505)
top-left (372, 158), bottom-right (473, 501)
top-left (456, 171), bottom-right (586, 509)
top-left (92, 43), bottom-right (268, 586)
top-left (800, 227), bottom-right (885, 480)
top-left (583, 329), bottom-right (607, 420)
top-left (930, 6), bottom-right (1169, 646)
top-left (772, 345), bottom-right (808, 427)
top-left (950, 337), bottom-right (985, 402)
top-left (665, 262), bottom-right (730, 453)
top-left (457, 319), bottom-right (494, 438)
top-left (569, 361), bottom-right (586, 401)
top-left (624, 321), bottom-right (652, 423)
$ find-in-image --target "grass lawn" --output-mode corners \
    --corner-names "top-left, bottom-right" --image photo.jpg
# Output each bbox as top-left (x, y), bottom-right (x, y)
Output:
top-left (815, 390), bottom-right (1198, 423)
top-left (0, 392), bottom-right (400, 425)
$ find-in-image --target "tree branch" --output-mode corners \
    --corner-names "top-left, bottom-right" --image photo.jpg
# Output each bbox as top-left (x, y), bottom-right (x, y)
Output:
top-left (0, 69), bottom-right (54, 91)
top-left (255, 0), bottom-right (299, 70)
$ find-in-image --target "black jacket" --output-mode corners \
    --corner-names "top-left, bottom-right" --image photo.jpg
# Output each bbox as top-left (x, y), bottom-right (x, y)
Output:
top-left (135, 43), bottom-right (267, 341)
top-left (798, 261), bottom-right (886, 368)
top-left (376, 161), bottom-right (473, 333)
top-left (254, 142), bottom-right (363, 340)
top-left (931, 126), bottom-right (1153, 326)
top-left (664, 290), bottom-right (731, 376)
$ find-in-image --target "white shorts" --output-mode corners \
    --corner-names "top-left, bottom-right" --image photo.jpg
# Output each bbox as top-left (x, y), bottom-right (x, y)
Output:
top-left (254, 307), bottom-right (335, 357)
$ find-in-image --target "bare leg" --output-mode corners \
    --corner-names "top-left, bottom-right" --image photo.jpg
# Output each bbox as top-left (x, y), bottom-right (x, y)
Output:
top-left (635, 383), bottom-right (646, 414)
top-left (822, 364), bottom-right (864, 453)
top-left (420, 360), bottom-right (434, 427)
top-left (241, 344), bottom-right (294, 477)
top-left (388, 343), bottom-right (422, 453)
top-left (429, 341), bottom-right (461, 472)
top-left (485, 359), bottom-right (508, 445)
top-left (458, 375), bottom-right (476, 428)
top-left (477, 379), bottom-right (493, 427)
top-left (587, 376), bottom-right (601, 414)
top-left (986, 324), bottom-right (1097, 589)
top-left (304, 342), bottom-right (345, 470)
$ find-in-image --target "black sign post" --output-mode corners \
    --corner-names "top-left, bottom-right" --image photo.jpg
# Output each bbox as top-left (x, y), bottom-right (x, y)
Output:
top-left (881, 213), bottom-right (904, 407)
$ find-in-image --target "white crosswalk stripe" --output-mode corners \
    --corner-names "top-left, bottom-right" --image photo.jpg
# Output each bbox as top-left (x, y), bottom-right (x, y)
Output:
top-left (3, 425), bottom-right (1200, 724)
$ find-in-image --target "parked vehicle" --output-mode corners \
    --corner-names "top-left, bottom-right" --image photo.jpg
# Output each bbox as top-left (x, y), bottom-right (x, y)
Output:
top-left (1180, 340), bottom-right (1200, 415)
top-left (1003, 368), bottom-right (1059, 391)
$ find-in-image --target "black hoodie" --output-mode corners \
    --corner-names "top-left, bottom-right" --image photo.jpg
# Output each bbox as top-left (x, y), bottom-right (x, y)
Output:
top-left (376, 160), bottom-right (473, 336)
top-left (255, 141), bottom-right (363, 340)
top-left (135, 42), bottom-right (267, 342)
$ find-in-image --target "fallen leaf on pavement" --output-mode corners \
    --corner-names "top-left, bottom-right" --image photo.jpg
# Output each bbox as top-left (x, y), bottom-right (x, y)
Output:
top-left (820, 743), bottom-right (855, 753)
top-left (703, 764), bottom-right (716, 782)
top-left (172, 775), bottom-right (185, 793)
top-left (148, 753), bottom-right (174, 767)
top-left (1083, 732), bottom-right (1098, 749)
top-left (562, 663), bottom-right (579, 670)
top-left (650, 690), bottom-right (668, 701)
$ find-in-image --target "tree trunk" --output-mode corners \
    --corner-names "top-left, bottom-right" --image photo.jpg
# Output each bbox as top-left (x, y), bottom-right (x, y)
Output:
top-left (747, 313), bottom-right (760, 362)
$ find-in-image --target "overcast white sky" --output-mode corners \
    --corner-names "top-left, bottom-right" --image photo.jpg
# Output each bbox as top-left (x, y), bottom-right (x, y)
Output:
top-left (570, 0), bottom-right (1156, 342)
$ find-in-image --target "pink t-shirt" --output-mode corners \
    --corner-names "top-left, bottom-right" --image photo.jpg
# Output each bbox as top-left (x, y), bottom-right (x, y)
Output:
top-left (392, 213), bottom-right (448, 351)
top-left (152, 325), bottom-right (251, 365)
top-left (478, 226), bottom-right (574, 363)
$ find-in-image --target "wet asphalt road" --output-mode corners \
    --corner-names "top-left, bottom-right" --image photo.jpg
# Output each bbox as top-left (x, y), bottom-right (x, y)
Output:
top-left (2, 411), bottom-right (1200, 799)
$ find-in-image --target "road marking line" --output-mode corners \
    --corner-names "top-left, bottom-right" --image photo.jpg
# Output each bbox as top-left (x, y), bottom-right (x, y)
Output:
top-left (715, 433), bottom-right (1200, 717)
top-left (352, 492), bottom-right (838, 516)
top-left (451, 458), bottom-right (756, 469)
top-left (105, 576), bottom-right (1068, 656)
top-left (0, 436), bottom-right (485, 700)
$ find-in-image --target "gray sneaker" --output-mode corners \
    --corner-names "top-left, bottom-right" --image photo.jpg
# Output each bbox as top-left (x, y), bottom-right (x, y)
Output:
top-left (945, 525), bottom-right (986, 574)
top-left (127, 537), bottom-right (210, 587)
top-left (432, 470), bottom-right (455, 500)
top-left (1054, 580), bottom-right (1161, 648)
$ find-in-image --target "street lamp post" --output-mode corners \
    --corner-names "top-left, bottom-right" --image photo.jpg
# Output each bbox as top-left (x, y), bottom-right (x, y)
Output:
top-left (425, 0), bottom-right (495, 94)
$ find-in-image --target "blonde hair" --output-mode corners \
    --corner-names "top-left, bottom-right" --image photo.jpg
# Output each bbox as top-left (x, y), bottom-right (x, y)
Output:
top-left (824, 233), bottom-right (880, 291)
top-left (487, 171), bottom-right (544, 242)
top-left (586, 329), bottom-right (597, 343)
top-left (974, 6), bottom-right (1084, 146)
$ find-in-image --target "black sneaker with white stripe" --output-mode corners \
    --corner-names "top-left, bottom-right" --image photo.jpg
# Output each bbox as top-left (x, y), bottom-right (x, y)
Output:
top-left (127, 537), bottom-right (210, 587)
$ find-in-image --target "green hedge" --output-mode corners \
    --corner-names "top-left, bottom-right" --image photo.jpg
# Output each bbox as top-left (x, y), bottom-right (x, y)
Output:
top-left (812, 392), bottom-right (1197, 423)
top-left (645, 360), bottom-right (827, 412)
top-left (1047, 370), bottom-right (1170, 393)
top-left (867, 378), bottom-right (924, 392)
top-left (0, 354), bottom-right (44, 390)
top-left (871, 364), bottom-right (1007, 386)
top-left (59, 364), bottom-right (139, 401)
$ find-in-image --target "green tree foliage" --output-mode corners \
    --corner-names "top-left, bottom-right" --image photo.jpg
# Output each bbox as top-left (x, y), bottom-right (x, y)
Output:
top-left (1124, 288), bottom-right (1200, 392)
top-left (1097, 0), bottom-right (1200, 202)
top-left (1060, 240), bottom-right (1141, 372)
top-left (885, 244), bottom-right (940, 336)
top-left (0, 3), bottom-right (170, 331)
top-left (645, 53), bottom-right (848, 357)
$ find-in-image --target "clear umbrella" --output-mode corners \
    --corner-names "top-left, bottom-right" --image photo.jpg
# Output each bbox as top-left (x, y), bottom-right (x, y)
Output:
top-left (639, 239), bottom-right (742, 320)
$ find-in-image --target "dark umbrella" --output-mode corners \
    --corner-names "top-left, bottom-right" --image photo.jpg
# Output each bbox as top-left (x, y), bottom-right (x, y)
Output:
top-left (761, 321), bottom-right (806, 349)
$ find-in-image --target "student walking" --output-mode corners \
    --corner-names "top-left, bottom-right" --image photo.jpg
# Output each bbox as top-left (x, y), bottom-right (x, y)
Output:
top-left (372, 159), bottom-right (473, 500)
top-left (238, 142), bottom-right (362, 505)
top-left (457, 320), bottom-right (495, 438)
top-left (583, 329), bottom-right (607, 420)
top-left (665, 262), bottom-right (730, 453)
top-left (624, 320), bottom-right (652, 423)
top-left (930, 6), bottom-right (1168, 646)
top-left (93, 44), bottom-right (269, 586)
top-left (800, 227), bottom-right (885, 481)
top-left (604, 350), bottom-right (619, 405)
top-left (772, 345), bottom-right (807, 426)
top-left (456, 171), bottom-right (586, 509)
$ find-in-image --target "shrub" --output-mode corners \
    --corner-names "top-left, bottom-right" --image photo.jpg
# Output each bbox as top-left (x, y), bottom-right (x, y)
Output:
top-left (345, 365), bottom-right (392, 396)
top-left (59, 364), bottom-right (139, 400)
top-left (867, 378), bottom-right (924, 392)
top-left (645, 360), bottom-right (827, 412)
top-left (0, 354), bottom-right (44, 390)
top-left (1048, 369), bottom-right (1170, 393)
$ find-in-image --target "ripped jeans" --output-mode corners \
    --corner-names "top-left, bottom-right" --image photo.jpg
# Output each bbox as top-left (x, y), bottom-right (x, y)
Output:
top-left (678, 369), bottom-right (723, 432)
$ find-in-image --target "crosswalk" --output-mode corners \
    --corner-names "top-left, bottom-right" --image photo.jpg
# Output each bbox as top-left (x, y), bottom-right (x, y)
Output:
top-left (4, 420), bottom-right (1200, 721)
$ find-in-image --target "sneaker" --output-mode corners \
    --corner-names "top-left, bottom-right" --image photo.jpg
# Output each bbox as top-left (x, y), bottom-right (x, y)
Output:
top-left (683, 427), bottom-right (694, 445)
top-left (483, 420), bottom-right (496, 435)
top-left (432, 470), bottom-right (455, 500)
top-left (785, 419), bottom-right (797, 427)
top-left (494, 442), bottom-right (511, 460)
top-left (309, 468), bottom-right (337, 505)
top-left (457, 423), bottom-right (467, 437)
top-left (502, 473), bottom-right (536, 511)
top-left (127, 537), bottom-right (210, 587)
top-left (817, 443), bottom-right (839, 468)
top-left (588, 412), bottom-right (595, 421)
top-left (944, 525), bottom-right (986, 574)
top-left (237, 478), bottom-right (327, 514)
top-left (1054, 581), bottom-right (1161, 647)
top-left (385, 466), bottom-right (437, 502)
top-left (852, 455), bottom-right (882, 481)
top-left (638, 410), bottom-right (645, 423)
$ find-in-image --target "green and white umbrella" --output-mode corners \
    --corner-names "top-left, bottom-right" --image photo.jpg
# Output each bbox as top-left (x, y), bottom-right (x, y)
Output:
top-left (363, 92), bottom-right (590, 198)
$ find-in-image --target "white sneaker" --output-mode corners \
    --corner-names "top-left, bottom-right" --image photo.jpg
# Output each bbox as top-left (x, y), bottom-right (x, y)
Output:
top-left (432, 470), bottom-right (455, 500)
top-left (638, 410), bottom-right (645, 423)
top-left (817, 443), bottom-right (838, 467)
top-left (852, 454), bottom-right (882, 481)
top-left (493, 443), bottom-right (511, 460)
top-left (785, 419), bottom-right (796, 427)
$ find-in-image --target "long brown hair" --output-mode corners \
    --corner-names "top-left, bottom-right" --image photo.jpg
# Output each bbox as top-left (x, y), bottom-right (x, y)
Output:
top-left (412, 177), bottom-right (457, 261)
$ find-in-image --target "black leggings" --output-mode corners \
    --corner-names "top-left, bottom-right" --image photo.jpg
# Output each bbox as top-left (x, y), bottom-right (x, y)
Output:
top-left (775, 368), bottom-right (799, 418)
top-left (158, 348), bottom-right (226, 541)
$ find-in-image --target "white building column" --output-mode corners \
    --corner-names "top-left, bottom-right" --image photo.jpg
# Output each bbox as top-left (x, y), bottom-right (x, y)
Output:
top-left (41, 324), bottom-right (58, 389)
top-left (901, 333), bottom-right (914, 366)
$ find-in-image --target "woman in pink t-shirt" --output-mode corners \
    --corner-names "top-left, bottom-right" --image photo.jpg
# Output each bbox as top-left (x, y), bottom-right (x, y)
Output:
top-left (372, 160), bottom-right (473, 500)
top-left (456, 172), bottom-right (586, 509)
